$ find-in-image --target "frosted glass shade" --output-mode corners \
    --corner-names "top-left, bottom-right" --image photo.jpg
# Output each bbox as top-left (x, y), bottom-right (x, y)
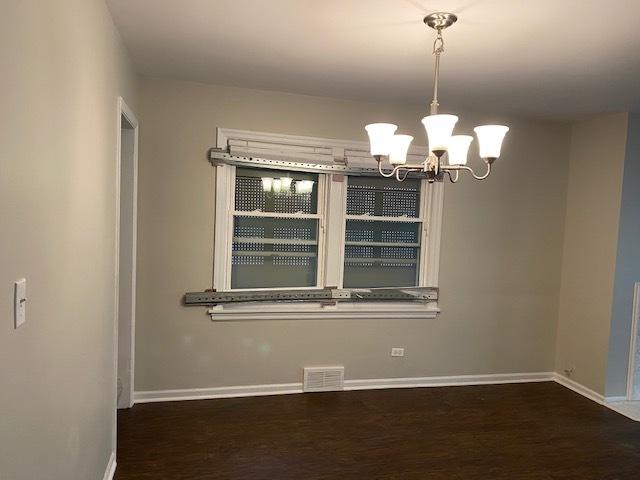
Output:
top-left (365, 123), bottom-right (398, 156)
top-left (474, 125), bottom-right (509, 159)
top-left (389, 135), bottom-right (414, 165)
top-left (447, 135), bottom-right (473, 166)
top-left (261, 177), bottom-right (273, 192)
top-left (280, 176), bottom-right (293, 191)
top-left (295, 180), bottom-right (314, 194)
top-left (272, 178), bottom-right (283, 193)
top-left (421, 114), bottom-right (458, 154)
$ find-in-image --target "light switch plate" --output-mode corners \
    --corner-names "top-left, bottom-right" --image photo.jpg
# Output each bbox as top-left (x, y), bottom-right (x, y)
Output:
top-left (14, 278), bottom-right (26, 329)
top-left (391, 347), bottom-right (405, 357)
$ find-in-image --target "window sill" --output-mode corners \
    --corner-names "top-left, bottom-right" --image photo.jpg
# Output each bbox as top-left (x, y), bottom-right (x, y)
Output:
top-left (207, 301), bottom-right (440, 321)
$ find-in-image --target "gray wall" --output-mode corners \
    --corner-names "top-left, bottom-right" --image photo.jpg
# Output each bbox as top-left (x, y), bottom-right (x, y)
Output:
top-left (605, 113), bottom-right (640, 397)
top-left (135, 77), bottom-right (569, 392)
top-left (0, 1), bottom-right (137, 479)
top-left (555, 113), bottom-right (628, 394)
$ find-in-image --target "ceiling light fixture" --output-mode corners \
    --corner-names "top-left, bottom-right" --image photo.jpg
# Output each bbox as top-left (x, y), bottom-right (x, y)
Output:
top-left (365, 13), bottom-right (509, 183)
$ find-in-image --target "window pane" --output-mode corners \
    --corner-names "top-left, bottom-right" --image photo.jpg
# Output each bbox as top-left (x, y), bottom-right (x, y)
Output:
top-left (343, 220), bottom-right (420, 288)
top-left (235, 168), bottom-right (318, 214)
top-left (346, 176), bottom-right (420, 217)
top-left (344, 175), bottom-right (422, 288)
top-left (232, 216), bottom-right (318, 289)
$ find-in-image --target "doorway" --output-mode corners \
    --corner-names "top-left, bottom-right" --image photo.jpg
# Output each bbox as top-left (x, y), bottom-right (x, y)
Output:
top-left (115, 97), bottom-right (139, 410)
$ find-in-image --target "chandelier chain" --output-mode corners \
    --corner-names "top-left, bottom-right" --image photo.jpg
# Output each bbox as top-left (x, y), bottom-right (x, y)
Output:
top-left (429, 28), bottom-right (445, 114)
top-left (432, 28), bottom-right (445, 55)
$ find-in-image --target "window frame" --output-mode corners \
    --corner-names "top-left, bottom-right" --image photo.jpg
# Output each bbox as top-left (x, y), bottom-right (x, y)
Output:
top-left (217, 166), bottom-right (329, 291)
top-left (342, 175), bottom-right (428, 289)
top-left (211, 128), bottom-right (443, 320)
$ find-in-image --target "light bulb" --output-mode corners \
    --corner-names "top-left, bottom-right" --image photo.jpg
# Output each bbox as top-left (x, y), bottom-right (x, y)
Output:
top-left (272, 178), bottom-right (282, 193)
top-left (447, 135), bottom-right (473, 165)
top-left (364, 123), bottom-right (398, 156)
top-left (261, 177), bottom-right (273, 192)
top-left (421, 114), bottom-right (458, 155)
top-left (474, 125), bottom-right (509, 160)
top-left (389, 135), bottom-right (414, 165)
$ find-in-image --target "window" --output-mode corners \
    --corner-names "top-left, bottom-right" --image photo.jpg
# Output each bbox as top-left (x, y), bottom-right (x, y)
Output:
top-left (343, 176), bottom-right (423, 289)
top-left (232, 168), bottom-right (321, 289)
top-left (210, 128), bottom-right (443, 319)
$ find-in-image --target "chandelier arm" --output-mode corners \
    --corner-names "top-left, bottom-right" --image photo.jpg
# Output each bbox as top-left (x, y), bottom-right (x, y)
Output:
top-left (375, 157), bottom-right (428, 178)
top-left (442, 162), bottom-right (492, 181)
top-left (468, 162), bottom-right (492, 181)
top-left (445, 170), bottom-right (459, 183)
top-left (377, 160), bottom-right (399, 178)
top-left (395, 168), bottom-right (412, 182)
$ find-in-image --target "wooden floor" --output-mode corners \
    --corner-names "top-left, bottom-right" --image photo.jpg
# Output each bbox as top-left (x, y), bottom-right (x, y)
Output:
top-left (116, 382), bottom-right (640, 479)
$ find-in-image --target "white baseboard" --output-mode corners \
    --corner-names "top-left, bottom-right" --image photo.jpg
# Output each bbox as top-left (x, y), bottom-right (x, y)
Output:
top-left (552, 373), bottom-right (605, 404)
top-left (605, 395), bottom-right (628, 403)
top-left (134, 372), bottom-right (554, 404)
top-left (102, 451), bottom-right (116, 480)
top-left (135, 382), bottom-right (304, 403)
top-left (344, 372), bottom-right (554, 390)
top-left (605, 401), bottom-right (640, 421)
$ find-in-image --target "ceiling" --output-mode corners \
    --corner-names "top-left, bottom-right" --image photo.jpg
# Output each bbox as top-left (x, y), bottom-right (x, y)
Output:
top-left (107, 0), bottom-right (640, 119)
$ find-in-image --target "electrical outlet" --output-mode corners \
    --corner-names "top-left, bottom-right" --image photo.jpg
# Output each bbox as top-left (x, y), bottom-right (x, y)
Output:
top-left (563, 367), bottom-right (575, 377)
top-left (391, 347), bottom-right (405, 357)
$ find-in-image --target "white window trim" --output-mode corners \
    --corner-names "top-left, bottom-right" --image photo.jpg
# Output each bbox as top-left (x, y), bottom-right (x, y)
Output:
top-left (211, 128), bottom-right (444, 320)
top-left (214, 165), bottom-right (329, 291)
top-left (207, 302), bottom-right (439, 321)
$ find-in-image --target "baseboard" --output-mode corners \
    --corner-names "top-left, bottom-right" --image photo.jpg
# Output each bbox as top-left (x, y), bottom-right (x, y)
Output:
top-left (344, 372), bottom-right (554, 390)
top-left (135, 382), bottom-right (304, 403)
top-left (605, 395), bottom-right (628, 403)
top-left (605, 401), bottom-right (640, 421)
top-left (552, 373), bottom-right (605, 404)
top-left (134, 372), bottom-right (554, 404)
top-left (103, 451), bottom-right (116, 480)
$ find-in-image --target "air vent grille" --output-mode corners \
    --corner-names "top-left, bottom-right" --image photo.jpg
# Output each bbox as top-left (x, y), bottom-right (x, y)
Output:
top-left (303, 367), bottom-right (345, 392)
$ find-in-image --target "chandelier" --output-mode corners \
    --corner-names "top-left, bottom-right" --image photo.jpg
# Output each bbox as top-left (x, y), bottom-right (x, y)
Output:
top-left (365, 13), bottom-right (509, 183)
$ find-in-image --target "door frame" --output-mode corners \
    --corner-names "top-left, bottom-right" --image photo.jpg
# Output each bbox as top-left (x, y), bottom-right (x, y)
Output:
top-left (113, 96), bottom-right (139, 436)
top-left (625, 283), bottom-right (640, 400)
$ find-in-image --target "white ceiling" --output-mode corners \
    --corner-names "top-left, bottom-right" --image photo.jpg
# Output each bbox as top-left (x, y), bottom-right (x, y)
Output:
top-left (107, 0), bottom-right (640, 119)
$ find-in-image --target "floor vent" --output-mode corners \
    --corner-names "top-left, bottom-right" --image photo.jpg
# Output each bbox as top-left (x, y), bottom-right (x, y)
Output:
top-left (303, 367), bottom-right (345, 392)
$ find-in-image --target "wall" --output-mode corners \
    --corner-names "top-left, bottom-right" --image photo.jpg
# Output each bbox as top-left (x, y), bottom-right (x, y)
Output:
top-left (605, 113), bottom-right (640, 397)
top-left (555, 113), bottom-right (628, 395)
top-left (0, 1), bottom-right (137, 479)
top-left (135, 77), bottom-right (570, 392)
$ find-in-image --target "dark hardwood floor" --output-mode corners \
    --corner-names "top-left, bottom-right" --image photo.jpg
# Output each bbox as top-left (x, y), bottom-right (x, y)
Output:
top-left (116, 382), bottom-right (640, 479)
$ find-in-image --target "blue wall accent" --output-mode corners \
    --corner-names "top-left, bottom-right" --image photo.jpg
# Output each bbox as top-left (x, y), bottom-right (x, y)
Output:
top-left (606, 113), bottom-right (640, 397)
